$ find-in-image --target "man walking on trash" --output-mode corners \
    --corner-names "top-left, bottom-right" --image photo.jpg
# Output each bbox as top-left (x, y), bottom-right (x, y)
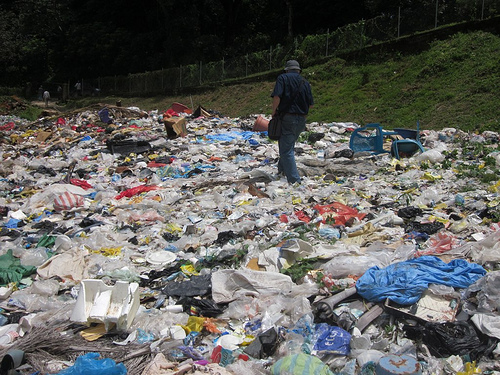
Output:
top-left (271, 60), bottom-right (314, 185)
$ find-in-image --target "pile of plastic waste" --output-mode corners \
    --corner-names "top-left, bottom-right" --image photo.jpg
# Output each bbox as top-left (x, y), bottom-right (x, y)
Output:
top-left (0, 102), bottom-right (499, 375)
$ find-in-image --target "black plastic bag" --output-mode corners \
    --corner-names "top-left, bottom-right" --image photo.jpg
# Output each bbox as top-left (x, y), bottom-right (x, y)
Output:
top-left (404, 320), bottom-right (498, 361)
top-left (404, 221), bottom-right (444, 234)
top-left (333, 148), bottom-right (354, 159)
top-left (397, 206), bottom-right (423, 219)
top-left (162, 274), bottom-right (212, 297)
top-left (106, 139), bottom-right (151, 154)
top-left (177, 296), bottom-right (225, 317)
top-left (308, 132), bottom-right (325, 143)
top-left (243, 327), bottom-right (279, 359)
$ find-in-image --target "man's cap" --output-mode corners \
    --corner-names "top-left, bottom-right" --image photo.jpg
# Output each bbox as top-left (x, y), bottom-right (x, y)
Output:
top-left (284, 60), bottom-right (301, 71)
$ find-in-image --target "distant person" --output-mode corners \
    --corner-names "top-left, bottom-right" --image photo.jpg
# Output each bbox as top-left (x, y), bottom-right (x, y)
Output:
top-left (75, 81), bottom-right (82, 96)
top-left (271, 60), bottom-right (314, 184)
top-left (38, 85), bottom-right (44, 101)
top-left (42, 90), bottom-right (50, 107)
top-left (57, 85), bottom-right (62, 100)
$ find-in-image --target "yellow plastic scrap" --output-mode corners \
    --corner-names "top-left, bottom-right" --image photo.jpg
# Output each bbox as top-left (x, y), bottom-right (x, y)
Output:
top-left (389, 158), bottom-right (405, 170)
top-left (292, 196), bottom-right (302, 205)
top-left (21, 130), bottom-right (36, 138)
top-left (180, 264), bottom-right (198, 276)
top-left (487, 198), bottom-right (500, 208)
top-left (18, 190), bottom-right (39, 199)
top-left (183, 316), bottom-right (206, 333)
top-left (457, 361), bottom-right (481, 375)
top-left (241, 335), bottom-right (255, 346)
top-left (422, 172), bottom-right (442, 181)
top-left (93, 246), bottom-right (122, 257)
top-left (148, 154), bottom-right (159, 160)
top-left (140, 236), bottom-right (152, 245)
top-left (433, 203), bottom-right (448, 210)
top-left (428, 215), bottom-right (449, 225)
top-left (165, 223), bottom-right (183, 234)
top-left (80, 323), bottom-right (108, 341)
top-left (332, 195), bottom-right (349, 205)
top-left (237, 200), bottom-right (252, 206)
top-left (488, 180), bottom-right (500, 193)
top-left (129, 196), bottom-right (144, 204)
top-left (356, 191), bottom-right (371, 199)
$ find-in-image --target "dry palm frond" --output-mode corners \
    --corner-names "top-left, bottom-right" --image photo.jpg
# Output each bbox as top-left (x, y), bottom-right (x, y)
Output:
top-left (0, 322), bottom-right (154, 375)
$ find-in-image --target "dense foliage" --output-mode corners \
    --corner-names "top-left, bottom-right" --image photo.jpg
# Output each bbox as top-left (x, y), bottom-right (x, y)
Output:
top-left (2, 0), bottom-right (497, 90)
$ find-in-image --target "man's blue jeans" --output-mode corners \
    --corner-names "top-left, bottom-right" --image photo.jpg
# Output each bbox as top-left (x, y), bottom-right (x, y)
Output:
top-left (277, 114), bottom-right (306, 184)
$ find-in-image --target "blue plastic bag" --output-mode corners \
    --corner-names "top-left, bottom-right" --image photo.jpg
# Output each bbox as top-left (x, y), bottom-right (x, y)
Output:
top-left (53, 352), bottom-right (127, 375)
top-left (313, 323), bottom-right (351, 355)
top-left (356, 255), bottom-right (486, 305)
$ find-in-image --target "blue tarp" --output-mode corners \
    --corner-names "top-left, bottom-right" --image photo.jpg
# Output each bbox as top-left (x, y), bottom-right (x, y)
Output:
top-left (204, 130), bottom-right (254, 143)
top-left (355, 255), bottom-right (486, 305)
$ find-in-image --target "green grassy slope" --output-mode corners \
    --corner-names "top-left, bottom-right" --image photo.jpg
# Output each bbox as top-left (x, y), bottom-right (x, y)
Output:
top-left (22, 30), bottom-right (500, 132)
top-left (306, 31), bottom-right (500, 131)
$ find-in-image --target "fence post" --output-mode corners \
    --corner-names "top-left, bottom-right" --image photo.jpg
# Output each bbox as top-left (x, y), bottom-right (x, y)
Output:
top-left (326, 28), bottom-right (329, 56)
top-left (199, 61), bottom-right (202, 85)
top-left (481, 0), bottom-right (485, 19)
top-left (435, 0), bottom-right (439, 28)
top-left (360, 20), bottom-right (364, 49)
top-left (269, 46), bottom-right (272, 71)
top-left (397, 7), bottom-right (401, 38)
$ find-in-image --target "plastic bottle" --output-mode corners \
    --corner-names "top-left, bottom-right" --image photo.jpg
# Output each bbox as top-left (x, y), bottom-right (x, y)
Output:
top-left (0, 331), bottom-right (19, 346)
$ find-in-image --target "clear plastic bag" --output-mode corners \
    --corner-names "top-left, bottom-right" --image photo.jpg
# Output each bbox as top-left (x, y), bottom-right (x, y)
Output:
top-left (20, 247), bottom-right (49, 267)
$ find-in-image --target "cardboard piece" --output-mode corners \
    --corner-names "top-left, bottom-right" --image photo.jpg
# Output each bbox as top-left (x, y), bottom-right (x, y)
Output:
top-left (36, 131), bottom-right (52, 143)
top-left (164, 117), bottom-right (187, 138)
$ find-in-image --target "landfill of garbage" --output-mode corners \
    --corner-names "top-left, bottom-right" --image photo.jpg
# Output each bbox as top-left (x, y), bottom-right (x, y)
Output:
top-left (0, 100), bottom-right (499, 375)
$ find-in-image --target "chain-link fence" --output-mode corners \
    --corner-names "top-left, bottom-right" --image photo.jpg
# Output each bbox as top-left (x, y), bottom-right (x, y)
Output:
top-left (91, 2), bottom-right (499, 96)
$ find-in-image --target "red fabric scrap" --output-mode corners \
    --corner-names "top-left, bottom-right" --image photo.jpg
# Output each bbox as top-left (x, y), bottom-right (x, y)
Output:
top-left (147, 162), bottom-right (168, 168)
top-left (294, 211), bottom-right (311, 223)
top-left (313, 202), bottom-right (366, 226)
top-left (0, 122), bottom-right (15, 131)
top-left (163, 108), bottom-right (180, 118)
top-left (115, 185), bottom-right (161, 200)
top-left (70, 179), bottom-right (93, 190)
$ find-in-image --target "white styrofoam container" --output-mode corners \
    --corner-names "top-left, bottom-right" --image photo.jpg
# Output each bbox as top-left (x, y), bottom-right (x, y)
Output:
top-left (70, 279), bottom-right (140, 331)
